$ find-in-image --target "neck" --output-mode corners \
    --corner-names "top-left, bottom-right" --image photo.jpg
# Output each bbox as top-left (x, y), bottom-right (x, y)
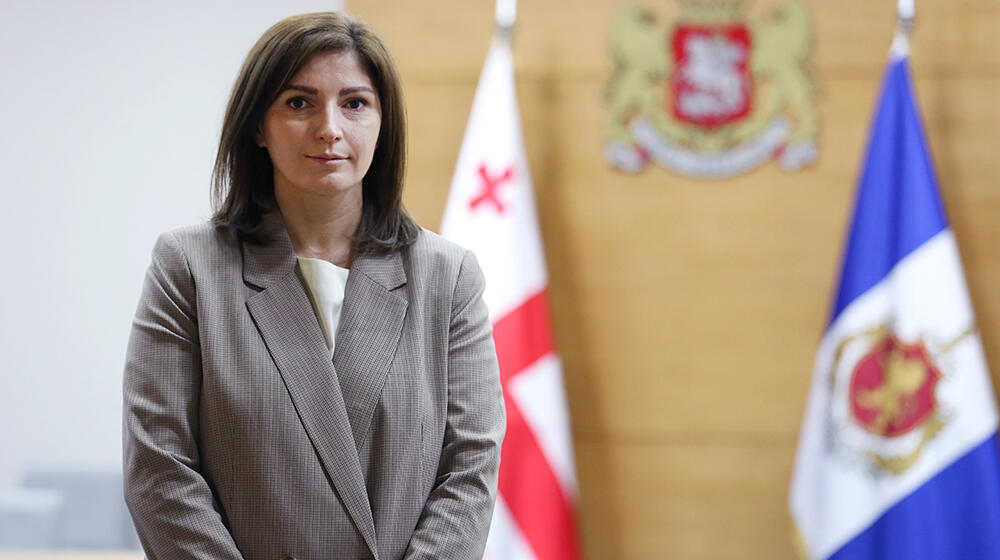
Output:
top-left (274, 184), bottom-right (363, 269)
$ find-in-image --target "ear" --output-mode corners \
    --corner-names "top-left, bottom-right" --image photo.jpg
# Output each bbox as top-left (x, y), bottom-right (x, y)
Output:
top-left (254, 125), bottom-right (265, 148)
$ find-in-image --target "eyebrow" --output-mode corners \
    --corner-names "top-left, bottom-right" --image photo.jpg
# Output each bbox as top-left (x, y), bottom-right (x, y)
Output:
top-left (282, 84), bottom-right (376, 96)
top-left (284, 84), bottom-right (319, 95)
top-left (339, 86), bottom-right (377, 96)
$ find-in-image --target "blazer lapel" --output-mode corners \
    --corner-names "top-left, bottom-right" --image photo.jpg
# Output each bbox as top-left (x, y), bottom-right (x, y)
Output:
top-left (242, 211), bottom-right (380, 559)
top-left (333, 250), bottom-right (408, 451)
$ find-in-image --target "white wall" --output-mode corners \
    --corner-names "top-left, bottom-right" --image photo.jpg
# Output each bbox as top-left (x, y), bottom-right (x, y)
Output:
top-left (0, 0), bottom-right (344, 490)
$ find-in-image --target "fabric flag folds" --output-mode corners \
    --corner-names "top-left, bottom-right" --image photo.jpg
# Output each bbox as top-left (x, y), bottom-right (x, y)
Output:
top-left (789, 34), bottom-right (1000, 560)
top-left (440, 34), bottom-right (580, 560)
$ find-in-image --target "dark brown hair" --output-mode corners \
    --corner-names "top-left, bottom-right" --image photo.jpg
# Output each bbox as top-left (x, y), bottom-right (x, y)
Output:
top-left (211, 12), bottom-right (418, 254)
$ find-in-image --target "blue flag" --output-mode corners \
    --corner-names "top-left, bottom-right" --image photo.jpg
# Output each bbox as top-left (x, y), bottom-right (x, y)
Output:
top-left (789, 41), bottom-right (1000, 559)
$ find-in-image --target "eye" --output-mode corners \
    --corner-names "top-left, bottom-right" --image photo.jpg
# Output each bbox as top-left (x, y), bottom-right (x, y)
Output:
top-left (286, 96), bottom-right (310, 110)
top-left (344, 97), bottom-right (368, 110)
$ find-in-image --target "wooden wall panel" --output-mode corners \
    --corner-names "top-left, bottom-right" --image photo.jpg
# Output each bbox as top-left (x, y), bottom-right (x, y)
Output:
top-left (361, 0), bottom-right (1000, 80)
top-left (353, 0), bottom-right (1000, 558)
top-left (575, 439), bottom-right (798, 560)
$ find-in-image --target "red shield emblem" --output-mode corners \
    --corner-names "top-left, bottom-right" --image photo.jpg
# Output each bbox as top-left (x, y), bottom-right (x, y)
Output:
top-left (671, 25), bottom-right (752, 127)
top-left (849, 335), bottom-right (941, 437)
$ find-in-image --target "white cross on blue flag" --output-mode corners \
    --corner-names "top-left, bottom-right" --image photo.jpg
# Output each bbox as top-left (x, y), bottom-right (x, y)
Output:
top-left (789, 34), bottom-right (1000, 559)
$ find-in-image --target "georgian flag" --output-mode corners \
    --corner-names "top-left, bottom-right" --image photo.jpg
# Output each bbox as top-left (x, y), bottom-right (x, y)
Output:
top-left (440, 34), bottom-right (580, 560)
top-left (788, 34), bottom-right (1000, 559)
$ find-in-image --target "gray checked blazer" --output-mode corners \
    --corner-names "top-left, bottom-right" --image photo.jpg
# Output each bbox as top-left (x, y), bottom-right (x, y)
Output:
top-left (123, 210), bottom-right (506, 560)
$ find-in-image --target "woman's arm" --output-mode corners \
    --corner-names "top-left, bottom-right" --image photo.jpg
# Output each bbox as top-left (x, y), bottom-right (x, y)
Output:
top-left (122, 232), bottom-right (244, 560)
top-left (406, 249), bottom-right (507, 559)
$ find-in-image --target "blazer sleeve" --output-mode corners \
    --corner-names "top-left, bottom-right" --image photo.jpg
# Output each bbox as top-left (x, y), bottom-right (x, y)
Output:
top-left (405, 249), bottom-right (507, 559)
top-left (122, 232), bottom-right (244, 560)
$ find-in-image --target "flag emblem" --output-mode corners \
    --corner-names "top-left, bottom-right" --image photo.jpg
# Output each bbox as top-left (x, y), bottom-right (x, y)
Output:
top-left (604, 0), bottom-right (819, 178)
top-left (469, 163), bottom-right (515, 214)
top-left (848, 333), bottom-right (940, 439)
top-left (825, 326), bottom-right (953, 478)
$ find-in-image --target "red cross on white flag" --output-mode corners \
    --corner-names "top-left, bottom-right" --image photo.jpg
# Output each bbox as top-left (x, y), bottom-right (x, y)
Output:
top-left (440, 35), bottom-right (580, 560)
top-left (470, 164), bottom-right (515, 214)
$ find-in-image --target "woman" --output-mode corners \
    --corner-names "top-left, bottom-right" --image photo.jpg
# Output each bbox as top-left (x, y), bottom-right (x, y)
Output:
top-left (123, 12), bottom-right (505, 560)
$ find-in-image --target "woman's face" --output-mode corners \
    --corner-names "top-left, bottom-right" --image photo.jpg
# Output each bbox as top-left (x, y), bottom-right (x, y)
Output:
top-left (257, 50), bottom-right (381, 200)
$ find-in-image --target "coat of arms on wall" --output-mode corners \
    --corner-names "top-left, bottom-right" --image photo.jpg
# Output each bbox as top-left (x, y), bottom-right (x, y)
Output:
top-left (604, 0), bottom-right (819, 178)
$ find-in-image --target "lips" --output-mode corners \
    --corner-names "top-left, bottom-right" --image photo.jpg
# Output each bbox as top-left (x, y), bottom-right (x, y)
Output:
top-left (307, 153), bottom-right (348, 165)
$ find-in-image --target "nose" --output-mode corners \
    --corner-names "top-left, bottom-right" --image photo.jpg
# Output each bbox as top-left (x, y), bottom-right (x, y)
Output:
top-left (316, 105), bottom-right (343, 142)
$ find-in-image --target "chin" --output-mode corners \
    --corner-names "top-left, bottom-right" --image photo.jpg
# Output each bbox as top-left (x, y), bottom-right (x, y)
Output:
top-left (312, 179), bottom-right (363, 196)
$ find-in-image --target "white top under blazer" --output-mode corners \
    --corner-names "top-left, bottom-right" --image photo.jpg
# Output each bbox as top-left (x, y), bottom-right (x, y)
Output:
top-left (297, 256), bottom-right (351, 357)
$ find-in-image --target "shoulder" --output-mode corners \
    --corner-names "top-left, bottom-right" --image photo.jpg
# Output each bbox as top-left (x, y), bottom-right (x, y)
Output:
top-left (154, 220), bottom-right (238, 259)
top-left (403, 229), bottom-right (485, 306)
top-left (147, 220), bottom-right (241, 286)
top-left (407, 227), bottom-right (467, 264)
top-left (148, 220), bottom-right (240, 272)
top-left (404, 228), bottom-right (482, 281)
